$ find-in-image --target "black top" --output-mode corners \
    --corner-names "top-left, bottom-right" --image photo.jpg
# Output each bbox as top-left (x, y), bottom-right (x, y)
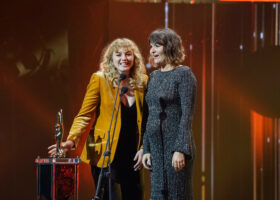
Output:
top-left (111, 102), bottom-right (138, 182)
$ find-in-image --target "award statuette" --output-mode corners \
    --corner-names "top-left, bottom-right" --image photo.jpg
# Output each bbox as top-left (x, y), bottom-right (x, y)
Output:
top-left (52, 109), bottom-right (66, 158)
top-left (35, 109), bottom-right (81, 200)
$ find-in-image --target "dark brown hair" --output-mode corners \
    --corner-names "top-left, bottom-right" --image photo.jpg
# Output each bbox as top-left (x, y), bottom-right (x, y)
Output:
top-left (149, 28), bottom-right (185, 66)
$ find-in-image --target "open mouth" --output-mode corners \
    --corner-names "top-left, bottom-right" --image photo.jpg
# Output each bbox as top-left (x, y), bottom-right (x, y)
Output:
top-left (120, 62), bottom-right (130, 67)
top-left (153, 54), bottom-right (159, 58)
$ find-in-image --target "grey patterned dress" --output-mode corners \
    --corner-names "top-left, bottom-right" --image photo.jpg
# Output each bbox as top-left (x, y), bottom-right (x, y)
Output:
top-left (143, 66), bottom-right (197, 200)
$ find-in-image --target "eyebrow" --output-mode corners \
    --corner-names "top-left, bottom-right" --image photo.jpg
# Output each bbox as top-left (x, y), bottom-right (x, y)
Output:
top-left (115, 50), bottom-right (132, 54)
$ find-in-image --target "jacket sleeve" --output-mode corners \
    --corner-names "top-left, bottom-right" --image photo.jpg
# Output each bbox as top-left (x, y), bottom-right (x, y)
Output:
top-left (172, 68), bottom-right (197, 159)
top-left (67, 73), bottom-right (100, 147)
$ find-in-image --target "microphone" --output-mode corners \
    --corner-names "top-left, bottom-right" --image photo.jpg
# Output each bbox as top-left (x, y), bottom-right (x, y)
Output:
top-left (93, 72), bottom-right (127, 200)
top-left (118, 72), bottom-right (127, 83)
top-left (120, 86), bottom-right (128, 97)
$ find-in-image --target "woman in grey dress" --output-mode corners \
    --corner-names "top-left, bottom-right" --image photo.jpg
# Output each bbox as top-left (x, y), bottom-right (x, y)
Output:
top-left (142, 28), bottom-right (197, 200)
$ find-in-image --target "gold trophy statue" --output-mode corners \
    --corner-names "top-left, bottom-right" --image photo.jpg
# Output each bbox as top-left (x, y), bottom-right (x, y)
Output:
top-left (36, 109), bottom-right (81, 200)
top-left (51, 109), bottom-right (66, 158)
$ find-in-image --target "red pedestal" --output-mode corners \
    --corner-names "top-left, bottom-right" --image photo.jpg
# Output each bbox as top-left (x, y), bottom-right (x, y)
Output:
top-left (35, 157), bottom-right (81, 200)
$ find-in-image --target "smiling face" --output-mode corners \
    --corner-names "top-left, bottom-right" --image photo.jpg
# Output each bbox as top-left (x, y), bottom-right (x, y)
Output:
top-left (112, 48), bottom-right (134, 75)
top-left (149, 42), bottom-right (165, 66)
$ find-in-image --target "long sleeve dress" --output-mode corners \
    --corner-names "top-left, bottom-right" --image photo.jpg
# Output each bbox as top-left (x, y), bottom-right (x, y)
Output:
top-left (143, 66), bottom-right (197, 200)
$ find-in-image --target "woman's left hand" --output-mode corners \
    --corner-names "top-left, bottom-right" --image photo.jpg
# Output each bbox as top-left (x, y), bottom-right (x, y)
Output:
top-left (172, 152), bottom-right (186, 171)
top-left (133, 149), bottom-right (143, 171)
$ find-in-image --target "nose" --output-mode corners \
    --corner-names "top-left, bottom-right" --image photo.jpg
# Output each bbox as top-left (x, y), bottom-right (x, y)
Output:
top-left (121, 53), bottom-right (127, 60)
top-left (150, 46), bottom-right (155, 55)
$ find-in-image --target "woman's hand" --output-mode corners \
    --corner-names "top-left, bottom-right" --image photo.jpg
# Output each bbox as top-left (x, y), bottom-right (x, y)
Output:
top-left (142, 153), bottom-right (152, 170)
top-left (133, 149), bottom-right (143, 171)
top-left (48, 140), bottom-right (74, 156)
top-left (172, 152), bottom-right (186, 171)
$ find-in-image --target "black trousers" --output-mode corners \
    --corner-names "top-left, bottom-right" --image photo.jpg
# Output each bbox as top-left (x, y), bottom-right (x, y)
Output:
top-left (91, 165), bottom-right (142, 200)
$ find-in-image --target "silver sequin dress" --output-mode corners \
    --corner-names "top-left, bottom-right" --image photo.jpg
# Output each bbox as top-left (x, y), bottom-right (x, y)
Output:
top-left (143, 66), bottom-right (197, 200)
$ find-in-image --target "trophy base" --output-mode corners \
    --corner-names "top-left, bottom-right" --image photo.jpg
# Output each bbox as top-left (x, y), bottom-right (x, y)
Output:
top-left (35, 157), bottom-right (81, 200)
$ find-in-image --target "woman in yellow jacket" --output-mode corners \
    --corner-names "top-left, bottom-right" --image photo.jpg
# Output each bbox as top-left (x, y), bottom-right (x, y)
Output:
top-left (48, 38), bottom-right (147, 200)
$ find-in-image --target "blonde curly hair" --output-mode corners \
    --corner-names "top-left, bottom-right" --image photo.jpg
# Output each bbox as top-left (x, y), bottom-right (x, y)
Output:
top-left (99, 38), bottom-right (146, 89)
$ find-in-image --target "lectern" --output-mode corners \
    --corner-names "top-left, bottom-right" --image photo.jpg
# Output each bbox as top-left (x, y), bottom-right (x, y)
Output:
top-left (35, 157), bottom-right (81, 200)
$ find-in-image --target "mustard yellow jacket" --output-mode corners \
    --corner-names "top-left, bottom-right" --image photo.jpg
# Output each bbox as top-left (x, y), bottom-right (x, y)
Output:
top-left (67, 71), bottom-right (147, 167)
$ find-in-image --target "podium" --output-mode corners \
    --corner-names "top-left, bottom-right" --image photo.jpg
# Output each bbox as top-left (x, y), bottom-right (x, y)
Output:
top-left (35, 157), bottom-right (81, 200)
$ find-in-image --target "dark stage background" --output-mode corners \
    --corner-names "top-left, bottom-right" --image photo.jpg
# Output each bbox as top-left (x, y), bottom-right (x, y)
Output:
top-left (0, 0), bottom-right (279, 200)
